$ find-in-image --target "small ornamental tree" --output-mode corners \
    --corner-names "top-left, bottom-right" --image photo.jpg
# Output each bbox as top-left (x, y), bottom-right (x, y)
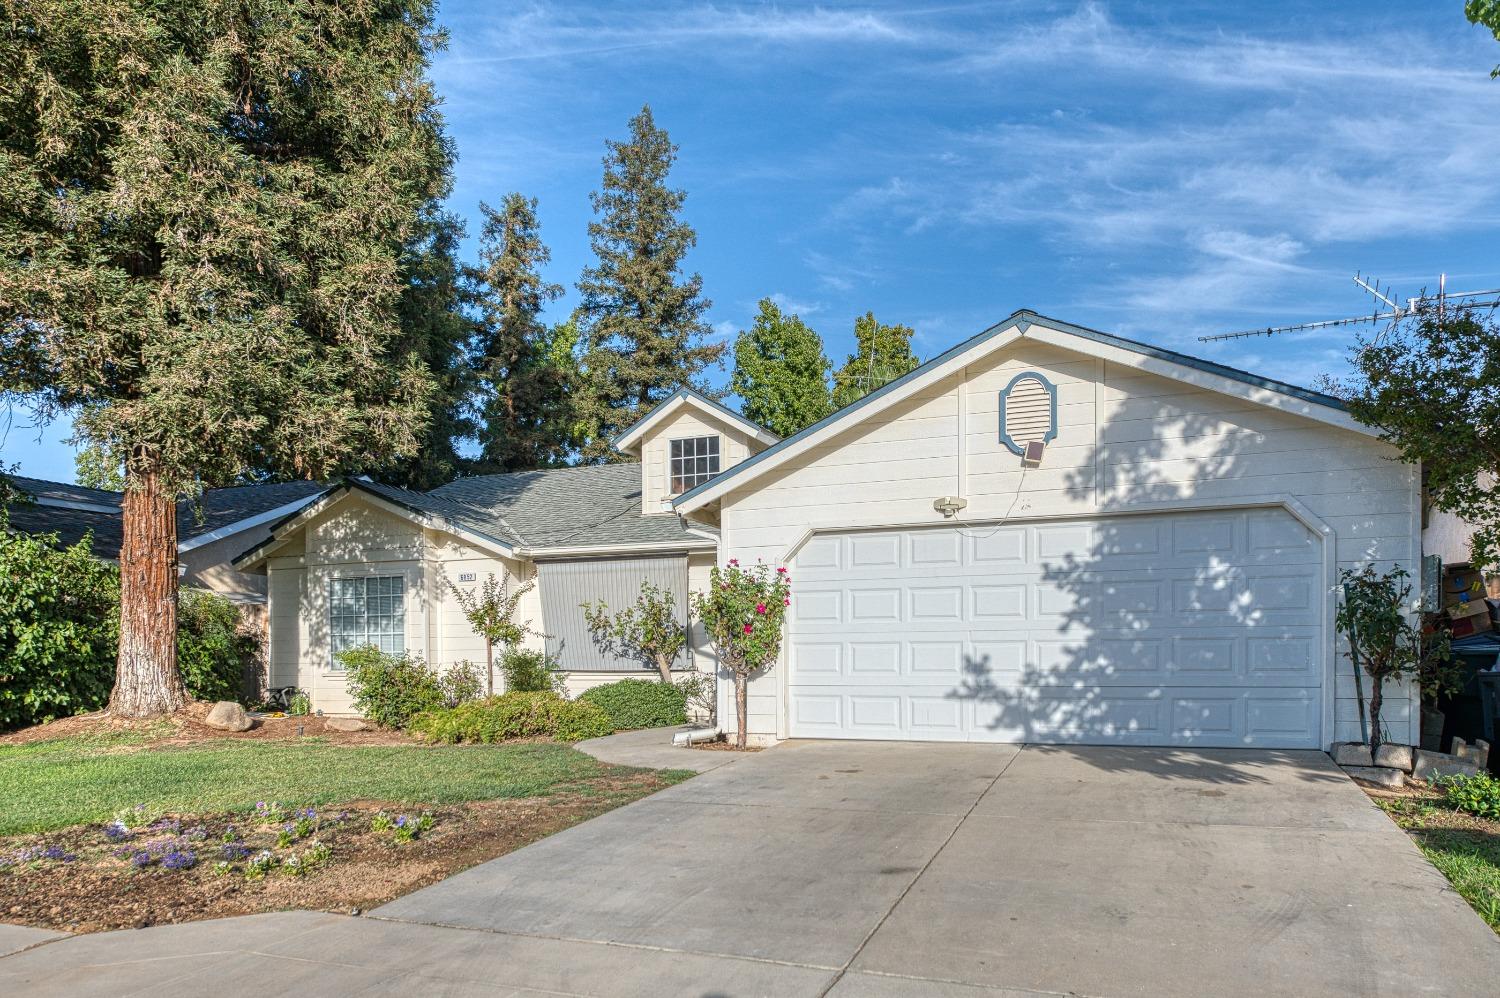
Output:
top-left (581, 582), bottom-right (686, 683)
top-left (690, 561), bottom-right (791, 748)
top-left (451, 572), bottom-right (543, 696)
top-left (1334, 566), bottom-right (1437, 752)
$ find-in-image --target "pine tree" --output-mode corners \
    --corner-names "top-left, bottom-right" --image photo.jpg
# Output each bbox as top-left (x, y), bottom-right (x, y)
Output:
top-left (731, 299), bottom-right (832, 437)
top-left (831, 312), bottom-right (921, 409)
top-left (0, 0), bottom-right (451, 716)
top-left (575, 105), bottom-right (724, 462)
top-left (470, 195), bottom-right (573, 473)
top-left (378, 204), bottom-right (480, 491)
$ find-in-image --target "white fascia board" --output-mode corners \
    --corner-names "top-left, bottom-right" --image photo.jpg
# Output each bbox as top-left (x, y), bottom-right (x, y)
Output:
top-left (232, 486), bottom-right (516, 570)
top-left (523, 539), bottom-right (717, 559)
top-left (178, 495), bottom-right (322, 553)
top-left (1023, 323), bottom-right (1378, 437)
top-left (674, 326), bottom-right (1026, 512)
top-left (614, 392), bottom-right (778, 454)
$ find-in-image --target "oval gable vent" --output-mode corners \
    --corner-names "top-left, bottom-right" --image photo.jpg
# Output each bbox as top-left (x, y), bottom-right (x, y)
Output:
top-left (999, 372), bottom-right (1057, 456)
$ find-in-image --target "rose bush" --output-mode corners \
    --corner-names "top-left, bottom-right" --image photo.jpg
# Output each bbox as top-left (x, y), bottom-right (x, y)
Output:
top-left (689, 560), bottom-right (791, 748)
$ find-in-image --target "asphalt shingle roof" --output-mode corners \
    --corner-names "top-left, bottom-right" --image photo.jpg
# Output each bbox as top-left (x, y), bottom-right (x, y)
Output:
top-left (4, 476), bottom-right (326, 558)
top-left (430, 463), bottom-right (711, 551)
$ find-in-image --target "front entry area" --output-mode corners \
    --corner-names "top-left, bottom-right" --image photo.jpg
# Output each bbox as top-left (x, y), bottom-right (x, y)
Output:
top-left (786, 507), bottom-right (1326, 747)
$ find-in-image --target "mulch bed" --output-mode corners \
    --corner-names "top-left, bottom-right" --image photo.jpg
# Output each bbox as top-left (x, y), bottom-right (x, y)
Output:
top-left (0, 703), bottom-right (415, 748)
top-left (0, 774), bottom-right (677, 934)
top-left (690, 738), bottom-right (763, 752)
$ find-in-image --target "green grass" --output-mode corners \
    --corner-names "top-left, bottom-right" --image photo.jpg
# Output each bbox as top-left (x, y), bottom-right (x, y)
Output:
top-left (0, 732), bottom-right (693, 835)
top-left (1376, 796), bottom-right (1500, 933)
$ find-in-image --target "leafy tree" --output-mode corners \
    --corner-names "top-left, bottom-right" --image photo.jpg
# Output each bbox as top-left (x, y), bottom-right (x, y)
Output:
top-left (1469, 0), bottom-right (1500, 76)
top-left (574, 105), bottom-right (725, 462)
top-left (74, 442), bottom-right (125, 491)
top-left (470, 194), bottom-right (572, 472)
top-left (0, 1), bottom-right (451, 716)
top-left (378, 205), bottom-right (480, 491)
top-left (1334, 567), bottom-right (1443, 752)
top-left (831, 312), bottom-right (920, 409)
top-left (581, 581), bottom-right (687, 683)
top-left (731, 299), bottom-right (832, 437)
top-left (451, 572), bottom-right (543, 696)
top-left (690, 561), bottom-right (791, 749)
top-left (1341, 314), bottom-right (1500, 572)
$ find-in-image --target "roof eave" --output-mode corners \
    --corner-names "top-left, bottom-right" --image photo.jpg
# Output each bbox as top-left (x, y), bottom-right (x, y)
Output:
top-left (612, 389), bottom-right (779, 454)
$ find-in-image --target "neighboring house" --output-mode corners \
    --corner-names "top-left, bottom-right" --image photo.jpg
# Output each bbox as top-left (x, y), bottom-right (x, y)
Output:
top-left (232, 388), bottom-right (777, 714)
top-left (4, 473), bottom-right (326, 622)
top-left (237, 310), bottom-right (1450, 751)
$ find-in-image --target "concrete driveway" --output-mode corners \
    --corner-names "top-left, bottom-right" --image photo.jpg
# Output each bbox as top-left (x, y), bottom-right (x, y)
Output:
top-left (4, 741), bottom-right (1498, 997)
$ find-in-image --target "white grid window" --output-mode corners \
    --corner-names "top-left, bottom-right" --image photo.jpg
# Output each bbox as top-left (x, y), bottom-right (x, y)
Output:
top-left (670, 435), bottom-right (720, 495)
top-left (329, 576), bottom-right (405, 666)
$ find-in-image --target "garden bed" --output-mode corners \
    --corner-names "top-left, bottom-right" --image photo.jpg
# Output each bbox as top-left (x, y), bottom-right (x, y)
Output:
top-left (1365, 783), bottom-right (1500, 933)
top-left (0, 725), bottom-right (691, 932)
top-left (0, 703), bottom-right (414, 748)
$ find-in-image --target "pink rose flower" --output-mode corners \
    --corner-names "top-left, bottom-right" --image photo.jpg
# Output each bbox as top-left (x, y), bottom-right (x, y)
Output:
top-left (743, 623), bottom-right (753, 634)
top-left (776, 567), bottom-right (787, 574)
top-left (783, 597), bottom-right (791, 606)
top-left (728, 558), bottom-right (739, 566)
top-left (755, 603), bottom-right (767, 614)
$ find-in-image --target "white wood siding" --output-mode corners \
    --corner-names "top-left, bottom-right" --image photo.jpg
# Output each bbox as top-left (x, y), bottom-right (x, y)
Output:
top-left (718, 340), bottom-right (1418, 747)
top-left (262, 492), bottom-right (719, 717)
top-left (638, 409), bottom-right (764, 514)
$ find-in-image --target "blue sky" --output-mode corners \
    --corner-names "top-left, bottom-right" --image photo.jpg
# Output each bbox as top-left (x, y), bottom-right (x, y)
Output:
top-left (6, 1), bottom-right (1500, 483)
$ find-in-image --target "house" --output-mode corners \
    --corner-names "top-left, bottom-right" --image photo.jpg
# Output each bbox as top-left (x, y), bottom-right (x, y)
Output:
top-left (4, 475), bottom-right (326, 655)
top-left (231, 388), bottom-right (777, 713)
top-left (239, 310), bottom-right (1437, 750)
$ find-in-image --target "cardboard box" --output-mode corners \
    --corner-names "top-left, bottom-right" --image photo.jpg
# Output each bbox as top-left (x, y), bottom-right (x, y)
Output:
top-left (1444, 567), bottom-right (1487, 607)
top-left (1448, 596), bottom-right (1494, 639)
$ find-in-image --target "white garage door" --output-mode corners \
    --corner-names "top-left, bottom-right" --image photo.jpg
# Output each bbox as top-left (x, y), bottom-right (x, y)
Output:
top-left (786, 508), bottom-right (1324, 747)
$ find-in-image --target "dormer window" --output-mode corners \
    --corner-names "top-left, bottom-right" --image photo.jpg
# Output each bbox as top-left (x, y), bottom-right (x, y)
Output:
top-left (670, 435), bottom-right (720, 495)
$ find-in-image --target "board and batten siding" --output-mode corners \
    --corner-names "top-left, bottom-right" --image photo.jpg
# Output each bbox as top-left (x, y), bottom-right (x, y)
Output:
top-left (715, 339), bottom-right (1419, 747)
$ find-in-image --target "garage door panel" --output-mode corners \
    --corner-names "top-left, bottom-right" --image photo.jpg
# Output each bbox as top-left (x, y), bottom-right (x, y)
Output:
top-left (788, 509), bottom-right (1324, 747)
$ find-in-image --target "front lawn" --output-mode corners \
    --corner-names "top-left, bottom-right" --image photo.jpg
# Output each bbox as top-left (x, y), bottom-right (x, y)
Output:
top-left (1372, 789), bottom-right (1500, 933)
top-left (0, 726), bottom-right (692, 932)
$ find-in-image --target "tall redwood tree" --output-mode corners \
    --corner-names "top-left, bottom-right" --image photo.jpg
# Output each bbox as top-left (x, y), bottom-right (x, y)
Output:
top-left (0, 1), bottom-right (450, 716)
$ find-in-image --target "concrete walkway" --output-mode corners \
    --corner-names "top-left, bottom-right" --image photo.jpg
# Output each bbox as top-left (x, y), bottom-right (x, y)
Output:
top-left (4, 742), bottom-right (1499, 996)
top-left (575, 724), bottom-right (741, 773)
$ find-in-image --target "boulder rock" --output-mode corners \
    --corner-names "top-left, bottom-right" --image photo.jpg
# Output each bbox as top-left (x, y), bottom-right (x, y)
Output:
top-left (325, 717), bottom-right (368, 732)
top-left (1331, 742), bottom-right (1373, 767)
top-left (1341, 765), bottom-right (1405, 790)
top-left (204, 701), bottom-right (252, 732)
top-left (1411, 748), bottom-right (1482, 783)
top-left (1373, 743), bottom-right (1413, 772)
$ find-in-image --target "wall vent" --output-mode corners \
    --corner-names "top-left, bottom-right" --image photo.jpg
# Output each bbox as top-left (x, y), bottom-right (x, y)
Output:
top-left (998, 372), bottom-right (1058, 456)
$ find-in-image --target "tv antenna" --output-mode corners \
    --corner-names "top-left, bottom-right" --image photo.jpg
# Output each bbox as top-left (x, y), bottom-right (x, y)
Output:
top-left (1197, 272), bottom-right (1500, 343)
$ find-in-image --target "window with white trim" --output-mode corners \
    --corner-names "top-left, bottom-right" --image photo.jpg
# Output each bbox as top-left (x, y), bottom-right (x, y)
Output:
top-left (669, 435), bottom-right (720, 495)
top-left (329, 576), bottom-right (405, 666)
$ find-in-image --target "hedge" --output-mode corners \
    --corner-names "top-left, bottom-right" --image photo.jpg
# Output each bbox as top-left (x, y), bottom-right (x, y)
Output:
top-left (0, 515), bottom-right (252, 730)
top-left (409, 691), bottom-right (614, 744)
top-left (577, 678), bottom-right (686, 730)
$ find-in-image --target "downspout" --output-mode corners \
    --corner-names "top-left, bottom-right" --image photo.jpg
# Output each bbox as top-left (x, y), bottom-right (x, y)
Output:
top-left (672, 726), bottom-right (721, 747)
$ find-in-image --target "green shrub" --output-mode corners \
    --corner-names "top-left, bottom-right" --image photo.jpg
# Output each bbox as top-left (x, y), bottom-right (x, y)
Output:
top-left (176, 588), bottom-right (256, 704)
top-left (338, 646), bottom-right (446, 729)
top-left (439, 659), bottom-right (483, 707)
top-left (0, 514), bottom-right (119, 730)
top-left (0, 511), bottom-right (261, 730)
top-left (501, 647), bottom-right (564, 694)
top-left (409, 691), bottom-right (613, 744)
top-left (578, 679), bottom-right (686, 730)
top-left (1436, 772), bottom-right (1500, 820)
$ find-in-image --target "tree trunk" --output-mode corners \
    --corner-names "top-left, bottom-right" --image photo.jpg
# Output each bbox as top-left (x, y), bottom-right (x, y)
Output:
top-left (109, 464), bottom-right (186, 718)
top-left (485, 638), bottom-right (494, 697)
top-left (655, 652), bottom-right (672, 684)
top-left (734, 671), bottom-right (748, 749)
top-left (1368, 678), bottom-right (1384, 753)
